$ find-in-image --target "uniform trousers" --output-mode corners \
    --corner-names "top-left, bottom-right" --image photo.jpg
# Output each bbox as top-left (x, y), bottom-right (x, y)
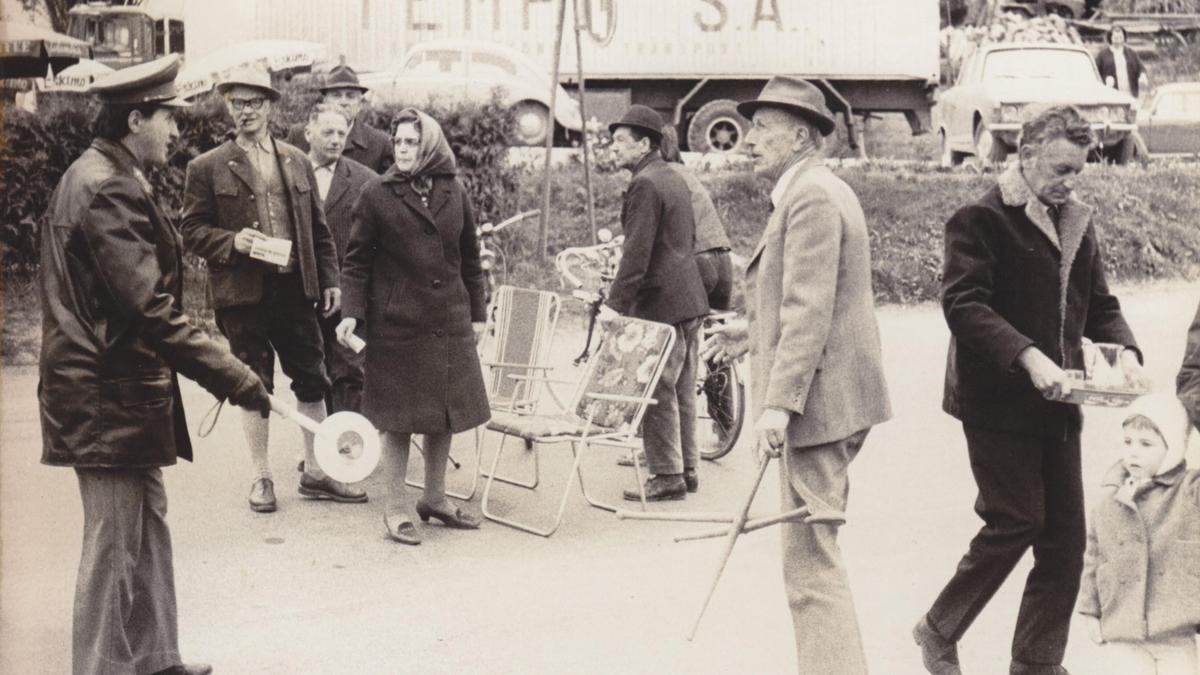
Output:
top-left (642, 317), bottom-right (702, 476)
top-left (926, 423), bottom-right (1086, 666)
top-left (780, 428), bottom-right (871, 675)
top-left (74, 468), bottom-right (180, 675)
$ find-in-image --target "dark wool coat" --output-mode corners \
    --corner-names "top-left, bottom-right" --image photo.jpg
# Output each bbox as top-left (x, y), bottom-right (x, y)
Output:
top-left (1095, 46), bottom-right (1146, 99)
top-left (322, 156), bottom-right (376, 264)
top-left (39, 140), bottom-right (255, 468)
top-left (941, 165), bottom-right (1139, 438)
top-left (1079, 462), bottom-right (1200, 642)
top-left (340, 173), bottom-right (489, 434)
top-left (289, 118), bottom-right (395, 175)
top-left (606, 153), bottom-right (709, 326)
top-left (179, 138), bottom-right (339, 310)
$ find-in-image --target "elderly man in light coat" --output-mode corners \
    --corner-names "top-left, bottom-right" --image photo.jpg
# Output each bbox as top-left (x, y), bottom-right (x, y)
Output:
top-left (705, 76), bottom-right (892, 674)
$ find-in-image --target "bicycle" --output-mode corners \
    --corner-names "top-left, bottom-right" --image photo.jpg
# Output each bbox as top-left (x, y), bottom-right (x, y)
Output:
top-left (477, 209), bottom-right (540, 307)
top-left (554, 232), bottom-right (745, 461)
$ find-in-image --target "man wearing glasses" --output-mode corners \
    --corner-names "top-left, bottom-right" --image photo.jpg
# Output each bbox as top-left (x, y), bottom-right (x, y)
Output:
top-left (181, 65), bottom-right (367, 513)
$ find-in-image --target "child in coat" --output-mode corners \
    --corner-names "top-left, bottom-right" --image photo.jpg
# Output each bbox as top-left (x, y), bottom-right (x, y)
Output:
top-left (1079, 394), bottom-right (1200, 674)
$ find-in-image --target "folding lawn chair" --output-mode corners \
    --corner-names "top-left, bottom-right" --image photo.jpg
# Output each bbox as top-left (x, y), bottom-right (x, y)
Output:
top-left (406, 285), bottom-right (561, 500)
top-left (480, 315), bottom-right (676, 537)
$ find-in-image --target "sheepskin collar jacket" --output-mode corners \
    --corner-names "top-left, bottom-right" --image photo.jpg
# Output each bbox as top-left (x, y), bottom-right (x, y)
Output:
top-left (940, 164), bottom-right (1139, 437)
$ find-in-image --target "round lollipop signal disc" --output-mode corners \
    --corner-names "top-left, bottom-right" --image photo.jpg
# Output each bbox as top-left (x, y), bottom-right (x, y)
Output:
top-left (313, 411), bottom-right (380, 483)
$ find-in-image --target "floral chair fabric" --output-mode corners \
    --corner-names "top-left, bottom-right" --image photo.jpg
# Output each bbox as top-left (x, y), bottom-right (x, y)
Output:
top-left (574, 318), bottom-right (673, 432)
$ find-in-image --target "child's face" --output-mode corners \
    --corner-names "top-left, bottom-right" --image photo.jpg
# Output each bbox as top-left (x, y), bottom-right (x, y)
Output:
top-left (1121, 424), bottom-right (1168, 480)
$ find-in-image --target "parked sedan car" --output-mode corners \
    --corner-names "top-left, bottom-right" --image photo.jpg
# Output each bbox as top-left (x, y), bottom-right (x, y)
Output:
top-left (936, 43), bottom-right (1138, 166)
top-left (360, 39), bottom-right (583, 146)
top-left (1136, 82), bottom-right (1200, 158)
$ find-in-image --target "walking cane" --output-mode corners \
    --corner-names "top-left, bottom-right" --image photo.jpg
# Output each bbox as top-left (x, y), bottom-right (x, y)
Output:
top-left (687, 452), bottom-right (772, 641)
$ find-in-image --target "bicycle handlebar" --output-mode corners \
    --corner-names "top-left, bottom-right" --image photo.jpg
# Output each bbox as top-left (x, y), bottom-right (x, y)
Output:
top-left (553, 237), bottom-right (624, 289)
top-left (480, 209), bottom-right (541, 238)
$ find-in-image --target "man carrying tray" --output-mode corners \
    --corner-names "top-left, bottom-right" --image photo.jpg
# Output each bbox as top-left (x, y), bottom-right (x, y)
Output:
top-left (913, 105), bottom-right (1149, 675)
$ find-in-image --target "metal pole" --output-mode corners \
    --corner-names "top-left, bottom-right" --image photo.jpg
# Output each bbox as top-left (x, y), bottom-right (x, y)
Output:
top-left (539, 0), bottom-right (569, 258)
top-left (573, 0), bottom-right (598, 244)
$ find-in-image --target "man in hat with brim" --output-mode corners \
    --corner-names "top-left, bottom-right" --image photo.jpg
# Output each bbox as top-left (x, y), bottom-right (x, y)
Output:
top-left (288, 64), bottom-right (394, 174)
top-left (39, 53), bottom-right (272, 675)
top-left (602, 104), bottom-right (709, 502)
top-left (181, 64), bottom-right (366, 513)
top-left (703, 76), bottom-right (892, 674)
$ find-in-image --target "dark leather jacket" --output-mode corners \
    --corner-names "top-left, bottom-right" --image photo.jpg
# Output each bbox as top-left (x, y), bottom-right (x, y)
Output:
top-left (38, 139), bottom-right (255, 468)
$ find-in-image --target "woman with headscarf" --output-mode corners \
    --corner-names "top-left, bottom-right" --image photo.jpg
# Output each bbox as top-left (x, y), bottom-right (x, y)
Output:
top-left (337, 108), bottom-right (489, 545)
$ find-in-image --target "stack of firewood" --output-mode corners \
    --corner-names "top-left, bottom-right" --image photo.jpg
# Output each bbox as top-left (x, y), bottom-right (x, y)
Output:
top-left (940, 11), bottom-right (1085, 81)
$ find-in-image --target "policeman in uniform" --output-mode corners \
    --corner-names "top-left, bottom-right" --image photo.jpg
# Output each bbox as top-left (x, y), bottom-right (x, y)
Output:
top-left (39, 55), bottom-right (271, 675)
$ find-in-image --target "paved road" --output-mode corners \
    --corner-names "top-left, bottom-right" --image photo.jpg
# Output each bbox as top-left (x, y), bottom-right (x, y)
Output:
top-left (3, 282), bottom-right (1197, 674)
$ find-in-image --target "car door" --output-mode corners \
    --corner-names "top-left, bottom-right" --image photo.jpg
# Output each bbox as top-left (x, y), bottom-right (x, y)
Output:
top-left (465, 50), bottom-right (521, 105)
top-left (940, 53), bottom-right (972, 151)
top-left (1146, 91), bottom-right (1199, 155)
top-left (952, 52), bottom-right (983, 151)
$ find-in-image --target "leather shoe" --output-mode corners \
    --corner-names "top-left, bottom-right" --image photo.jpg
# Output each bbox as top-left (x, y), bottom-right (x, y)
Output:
top-left (415, 501), bottom-right (482, 529)
top-left (248, 478), bottom-right (276, 513)
top-left (299, 473), bottom-right (368, 503)
top-left (683, 468), bottom-right (698, 493)
top-left (153, 664), bottom-right (213, 675)
top-left (1011, 662), bottom-right (1070, 675)
top-left (623, 474), bottom-right (686, 501)
top-left (383, 513), bottom-right (421, 545)
top-left (913, 614), bottom-right (961, 675)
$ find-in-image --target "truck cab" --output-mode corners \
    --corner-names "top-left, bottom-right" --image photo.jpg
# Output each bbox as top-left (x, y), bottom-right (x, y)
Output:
top-left (66, 0), bottom-right (184, 70)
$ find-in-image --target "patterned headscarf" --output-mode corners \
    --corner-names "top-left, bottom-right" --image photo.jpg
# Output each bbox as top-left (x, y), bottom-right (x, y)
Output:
top-left (382, 108), bottom-right (457, 201)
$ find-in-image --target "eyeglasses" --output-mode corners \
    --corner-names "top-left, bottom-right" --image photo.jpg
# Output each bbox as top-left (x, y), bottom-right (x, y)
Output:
top-left (228, 96), bottom-right (267, 111)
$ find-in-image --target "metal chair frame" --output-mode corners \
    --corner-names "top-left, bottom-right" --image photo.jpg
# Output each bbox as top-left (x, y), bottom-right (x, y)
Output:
top-left (480, 316), bottom-right (677, 537)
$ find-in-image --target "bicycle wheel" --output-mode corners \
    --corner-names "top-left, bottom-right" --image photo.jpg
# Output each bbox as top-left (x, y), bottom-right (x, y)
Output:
top-left (695, 358), bottom-right (745, 461)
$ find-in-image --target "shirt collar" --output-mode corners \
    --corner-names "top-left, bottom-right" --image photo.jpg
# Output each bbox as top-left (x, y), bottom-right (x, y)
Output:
top-left (235, 133), bottom-right (274, 155)
top-left (770, 156), bottom-right (820, 208)
top-left (309, 155), bottom-right (337, 172)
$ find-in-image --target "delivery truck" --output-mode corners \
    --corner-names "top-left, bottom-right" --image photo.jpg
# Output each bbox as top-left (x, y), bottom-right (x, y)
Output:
top-left (185, 0), bottom-right (940, 153)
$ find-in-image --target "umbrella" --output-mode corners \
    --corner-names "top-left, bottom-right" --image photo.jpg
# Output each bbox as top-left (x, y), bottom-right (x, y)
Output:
top-left (43, 58), bottom-right (114, 93)
top-left (0, 22), bottom-right (91, 79)
top-left (177, 39), bottom-right (328, 99)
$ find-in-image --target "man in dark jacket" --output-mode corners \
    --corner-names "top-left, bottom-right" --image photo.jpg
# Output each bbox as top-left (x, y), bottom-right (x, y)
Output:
top-left (39, 55), bottom-right (270, 675)
top-left (181, 65), bottom-right (365, 512)
top-left (603, 105), bottom-right (710, 501)
top-left (913, 105), bottom-right (1147, 675)
top-left (288, 64), bottom-right (394, 174)
top-left (305, 102), bottom-right (375, 413)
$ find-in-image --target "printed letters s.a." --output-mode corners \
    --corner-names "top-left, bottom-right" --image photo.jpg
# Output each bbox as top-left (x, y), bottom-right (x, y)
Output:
top-left (695, 0), bottom-right (726, 32)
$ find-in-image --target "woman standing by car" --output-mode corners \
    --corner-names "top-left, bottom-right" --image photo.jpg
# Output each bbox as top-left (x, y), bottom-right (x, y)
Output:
top-left (336, 108), bottom-right (489, 545)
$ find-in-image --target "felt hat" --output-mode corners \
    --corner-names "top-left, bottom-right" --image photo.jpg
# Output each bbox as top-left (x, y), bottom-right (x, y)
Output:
top-left (215, 64), bottom-right (281, 101)
top-left (319, 64), bottom-right (369, 94)
top-left (609, 104), bottom-right (665, 140)
top-left (737, 76), bottom-right (837, 136)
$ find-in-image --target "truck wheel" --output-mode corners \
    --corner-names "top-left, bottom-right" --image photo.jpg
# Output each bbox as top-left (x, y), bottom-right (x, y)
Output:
top-left (514, 101), bottom-right (551, 146)
top-left (940, 129), bottom-right (965, 168)
top-left (687, 99), bottom-right (749, 154)
top-left (973, 123), bottom-right (1008, 167)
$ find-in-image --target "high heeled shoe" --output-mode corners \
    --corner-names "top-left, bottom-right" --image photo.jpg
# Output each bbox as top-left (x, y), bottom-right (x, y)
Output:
top-left (383, 513), bottom-right (422, 545)
top-left (415, 501), bottom-right (482, 529)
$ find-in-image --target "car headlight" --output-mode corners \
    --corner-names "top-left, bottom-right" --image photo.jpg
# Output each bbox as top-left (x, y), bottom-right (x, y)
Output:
top-left (1001, 104), bottom-right (1023, 122)
top-left (1094, 106), bottom-right (1111, 122)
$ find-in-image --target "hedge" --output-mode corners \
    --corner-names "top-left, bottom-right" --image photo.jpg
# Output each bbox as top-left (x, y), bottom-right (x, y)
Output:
top-left (0, 79), bottom-right (520, 273)
top-left (496, 160), bottom-right (1200, 305)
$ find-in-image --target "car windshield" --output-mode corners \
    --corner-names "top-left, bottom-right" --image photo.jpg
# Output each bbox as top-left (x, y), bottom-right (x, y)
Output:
top-left (983, 49), bottom-right (1097, 81)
